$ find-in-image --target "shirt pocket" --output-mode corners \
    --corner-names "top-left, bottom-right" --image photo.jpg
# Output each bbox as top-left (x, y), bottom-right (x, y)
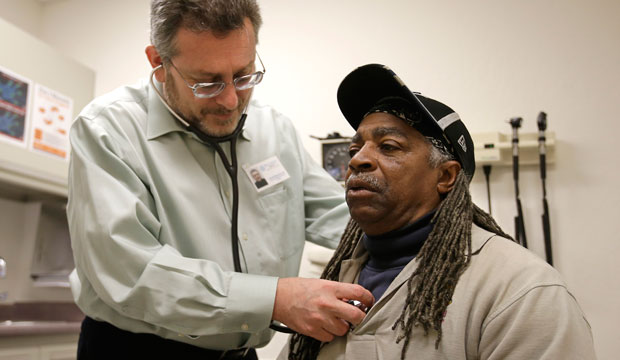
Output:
top-left (257, 185), bottom-right (302, 259)
top-left (345, 334), bottom-right (378, 360)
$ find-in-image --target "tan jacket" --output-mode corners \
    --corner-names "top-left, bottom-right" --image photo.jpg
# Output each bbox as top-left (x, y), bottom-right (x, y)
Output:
top-left (284, 225), bottom-right (596, 360)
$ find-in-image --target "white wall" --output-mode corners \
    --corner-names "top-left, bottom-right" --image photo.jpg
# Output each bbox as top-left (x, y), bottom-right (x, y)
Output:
top-left (37, 0), bottom-right (152, 96)
top-left (2, 0), bottom-right (619, 358)
top-left (0, 0), bottom-right (43, 37)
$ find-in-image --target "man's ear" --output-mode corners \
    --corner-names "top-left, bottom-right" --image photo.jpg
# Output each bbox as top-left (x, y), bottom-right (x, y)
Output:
top-left (145, 45), bottom-right (166, 82)
top-left (437, 160), bottom-right (461, 195)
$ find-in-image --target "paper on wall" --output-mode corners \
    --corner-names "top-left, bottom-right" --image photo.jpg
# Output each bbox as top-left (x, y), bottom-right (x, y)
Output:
top-left (0, 65), bottom-right (31, 147)
top-left (29, 83), bottom-right (73, 160)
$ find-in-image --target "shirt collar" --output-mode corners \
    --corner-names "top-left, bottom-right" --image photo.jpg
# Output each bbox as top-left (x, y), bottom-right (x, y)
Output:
top-left (146, 79), bottom-right (252, 142)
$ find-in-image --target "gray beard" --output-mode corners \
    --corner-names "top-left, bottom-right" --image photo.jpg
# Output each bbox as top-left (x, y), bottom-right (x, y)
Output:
top-left (163, 77), bottom-right (245, 137)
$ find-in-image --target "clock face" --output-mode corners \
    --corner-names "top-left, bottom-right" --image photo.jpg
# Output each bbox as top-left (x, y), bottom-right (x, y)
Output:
top-left (322, 141), bottom-right (351, 182)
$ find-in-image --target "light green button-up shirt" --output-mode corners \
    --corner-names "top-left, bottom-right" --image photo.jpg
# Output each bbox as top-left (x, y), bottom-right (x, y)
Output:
top-left (67, 79), bottom-right (349, 350)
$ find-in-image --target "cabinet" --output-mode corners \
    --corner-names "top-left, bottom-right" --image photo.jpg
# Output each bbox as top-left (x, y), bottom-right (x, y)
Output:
top-left (0, 347), bottom-right (38, 360)
top-left (0, 16), bottom-right (92, 304)
top-left (0, 335), bottom-right (77, 360)
top-left (0, 344), bottom-right (76, 360)
top-left (0, 16), bottom-right (87, 360)
top-left (38, 344), bottom-right (76, 360)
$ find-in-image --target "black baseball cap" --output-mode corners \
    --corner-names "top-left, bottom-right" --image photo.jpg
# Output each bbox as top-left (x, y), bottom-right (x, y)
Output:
top-left (337, 64), bottom-right (475, 180)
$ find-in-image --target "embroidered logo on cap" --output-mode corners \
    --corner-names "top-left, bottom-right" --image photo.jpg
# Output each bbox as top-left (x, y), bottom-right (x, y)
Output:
top-left (458, 134), bottom-right (467, 152)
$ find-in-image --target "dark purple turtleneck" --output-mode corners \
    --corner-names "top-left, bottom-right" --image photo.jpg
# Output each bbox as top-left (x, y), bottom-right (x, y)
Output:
top-left (357, 211), bottom-right (435, 301)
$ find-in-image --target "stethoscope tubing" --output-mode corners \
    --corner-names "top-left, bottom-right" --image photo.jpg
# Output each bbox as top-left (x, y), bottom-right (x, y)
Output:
top-left (150, 65), bottom-right (247, 273)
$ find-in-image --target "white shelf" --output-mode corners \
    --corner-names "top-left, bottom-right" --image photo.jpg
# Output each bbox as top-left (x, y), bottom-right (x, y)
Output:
top-left (0, 144), bottom-right (68, 198)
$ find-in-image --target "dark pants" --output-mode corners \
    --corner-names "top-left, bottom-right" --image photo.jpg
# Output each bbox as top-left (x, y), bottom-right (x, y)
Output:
top-left (77, 316), bottom-right (258, 360)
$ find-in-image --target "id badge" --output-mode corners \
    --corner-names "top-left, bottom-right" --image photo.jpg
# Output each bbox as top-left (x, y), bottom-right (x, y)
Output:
top-left (243, 156), bottom-right (290, 192)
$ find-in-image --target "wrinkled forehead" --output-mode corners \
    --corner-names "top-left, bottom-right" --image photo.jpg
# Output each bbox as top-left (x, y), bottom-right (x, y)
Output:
top-left (353, 112), bottom-right (424, 143)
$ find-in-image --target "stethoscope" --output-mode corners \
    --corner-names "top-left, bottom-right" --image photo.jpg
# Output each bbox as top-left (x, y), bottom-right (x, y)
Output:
top-left (150, 65), bottom-right (247, 273)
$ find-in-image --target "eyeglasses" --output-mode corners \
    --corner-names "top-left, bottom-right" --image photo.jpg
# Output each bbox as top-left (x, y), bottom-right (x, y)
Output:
top-left (168, 52), bottom-right (265, 99)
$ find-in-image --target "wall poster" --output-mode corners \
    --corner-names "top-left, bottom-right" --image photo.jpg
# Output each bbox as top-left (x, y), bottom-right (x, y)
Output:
top-left (29, 84), bottom-right (73, 160)
top-left (0, 65), bottom-right (31, 147)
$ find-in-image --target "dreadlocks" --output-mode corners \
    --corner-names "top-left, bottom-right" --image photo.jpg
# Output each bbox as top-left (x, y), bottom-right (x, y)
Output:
top-left (288, 169), bottom-right (511, 360)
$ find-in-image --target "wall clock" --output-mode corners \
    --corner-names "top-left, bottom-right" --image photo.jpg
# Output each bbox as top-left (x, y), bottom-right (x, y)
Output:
top-left (317, 133), bottom-right (351, 183)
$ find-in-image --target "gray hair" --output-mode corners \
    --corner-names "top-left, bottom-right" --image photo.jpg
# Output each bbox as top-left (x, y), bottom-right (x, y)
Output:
top-left (150, 0), bottom-right (263, 60)
top-left (426, 137), bottom-right (455, 168)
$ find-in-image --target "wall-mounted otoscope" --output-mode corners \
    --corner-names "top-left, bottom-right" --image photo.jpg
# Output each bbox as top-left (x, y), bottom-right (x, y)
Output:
top-left (537, 111), bottom-right (553, 265)
top-left (510, 117), bottom-right (528, 248)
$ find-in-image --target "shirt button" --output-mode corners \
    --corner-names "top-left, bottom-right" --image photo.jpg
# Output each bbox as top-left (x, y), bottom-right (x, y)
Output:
top-left (241, 323), bottom-right (249, 331)
top-left (225, 191), bottom-right (230, 198)
top-left (242, 233), bottom-right (248, 241)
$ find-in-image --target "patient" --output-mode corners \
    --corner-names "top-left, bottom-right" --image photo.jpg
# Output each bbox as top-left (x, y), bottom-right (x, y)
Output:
top-left (283, 64), bottom-right (596, 360)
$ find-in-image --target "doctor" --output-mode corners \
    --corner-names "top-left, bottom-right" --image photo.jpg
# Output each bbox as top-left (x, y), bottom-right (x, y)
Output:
top-left (67, 1), bottom-right (372, 359)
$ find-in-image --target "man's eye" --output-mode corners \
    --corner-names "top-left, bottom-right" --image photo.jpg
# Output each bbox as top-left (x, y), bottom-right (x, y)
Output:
top-left (348, 148), bottom-right (359, 157)
top-left (380, 143), bottom-right (398, 151)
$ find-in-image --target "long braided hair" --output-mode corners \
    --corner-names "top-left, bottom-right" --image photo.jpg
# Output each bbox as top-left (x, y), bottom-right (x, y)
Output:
top-left (288, 169), bottom-right (512, 360)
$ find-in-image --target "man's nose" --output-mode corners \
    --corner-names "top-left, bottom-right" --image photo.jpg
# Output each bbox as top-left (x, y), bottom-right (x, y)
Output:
top-left (214, 83), bottom-right (239, 110)
top-left (348, 145), bottom-right (375, 172)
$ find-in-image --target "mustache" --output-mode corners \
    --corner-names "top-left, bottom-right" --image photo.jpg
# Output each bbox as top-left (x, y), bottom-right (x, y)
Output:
top-left (200, 107), bottom-right (236, 117)
top-left (345, 173), bottom-right (385, 192)
top-left (200, 99), bottom-right (247, 118)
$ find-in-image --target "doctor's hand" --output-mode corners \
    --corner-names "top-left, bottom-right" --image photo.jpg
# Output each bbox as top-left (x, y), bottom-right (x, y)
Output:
top-left (272, 277), bottom-right (374, 342)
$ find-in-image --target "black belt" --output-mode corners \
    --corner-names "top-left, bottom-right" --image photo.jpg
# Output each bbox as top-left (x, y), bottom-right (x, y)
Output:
top-left (78, 316), bottom-right (256, 360)
top-left (218, 348), bottom-right (252, 359)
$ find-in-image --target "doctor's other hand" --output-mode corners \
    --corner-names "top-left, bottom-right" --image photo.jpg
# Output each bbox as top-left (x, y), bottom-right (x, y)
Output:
top-left (272, 277), bottom-right (374, 342)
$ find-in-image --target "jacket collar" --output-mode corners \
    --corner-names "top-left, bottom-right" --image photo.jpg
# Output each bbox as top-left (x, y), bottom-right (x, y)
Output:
top-left (340, 223), bottom-right (499, 313)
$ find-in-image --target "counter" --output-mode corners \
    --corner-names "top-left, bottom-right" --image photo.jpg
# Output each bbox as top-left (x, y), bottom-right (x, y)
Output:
top-left (0, 302), bottom-right (83, 337)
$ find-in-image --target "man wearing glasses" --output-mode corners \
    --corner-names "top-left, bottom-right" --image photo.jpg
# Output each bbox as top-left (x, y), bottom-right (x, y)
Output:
top-left (66, 1), bottom-right (372, 359)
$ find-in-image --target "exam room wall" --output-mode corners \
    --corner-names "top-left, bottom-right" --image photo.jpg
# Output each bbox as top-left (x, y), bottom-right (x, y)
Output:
top-left (0, 0), bottom-right (43, 37)
top-left (2, 0), bottom-right (617, 358)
